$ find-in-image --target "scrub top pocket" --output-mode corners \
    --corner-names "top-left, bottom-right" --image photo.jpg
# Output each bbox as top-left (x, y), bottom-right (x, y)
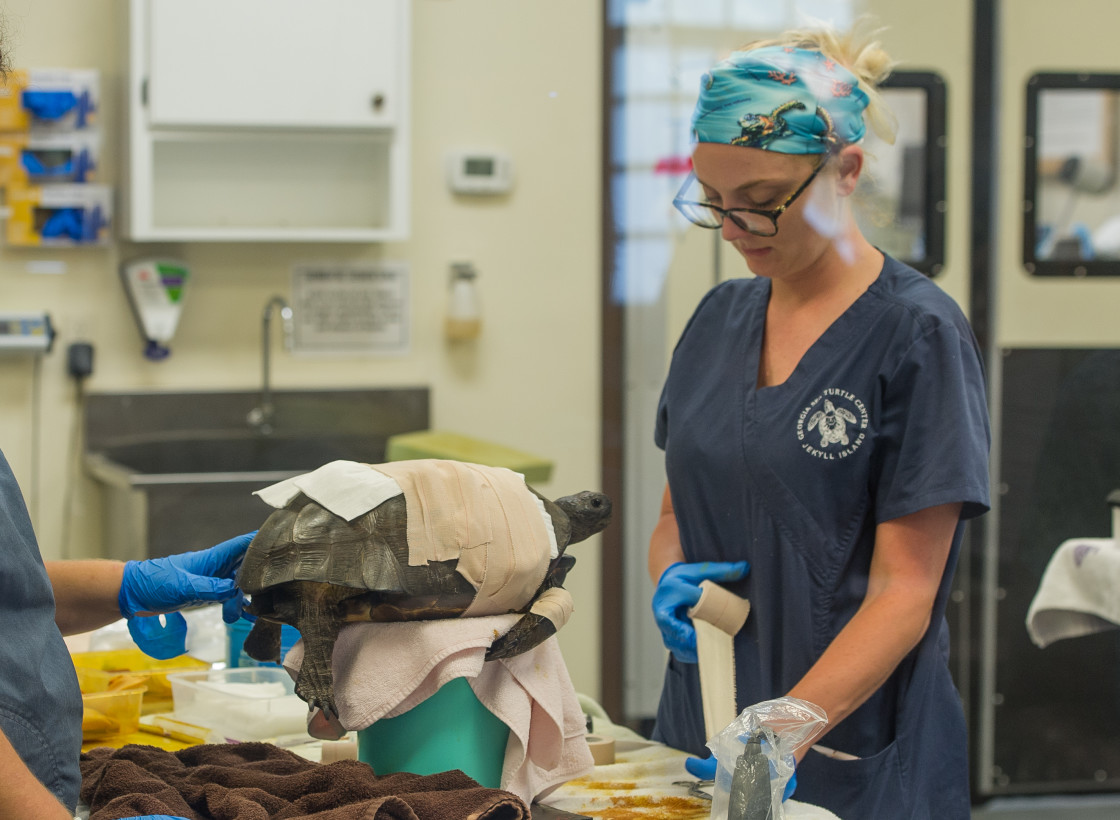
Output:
top-left (798, 740), bottom-right (907, 818)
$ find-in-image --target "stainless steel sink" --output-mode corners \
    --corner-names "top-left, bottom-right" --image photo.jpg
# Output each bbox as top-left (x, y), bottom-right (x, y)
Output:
top-left (84, 388), bottom-right (429, 560)
top-left (90, 435), bottom-right (386, 482)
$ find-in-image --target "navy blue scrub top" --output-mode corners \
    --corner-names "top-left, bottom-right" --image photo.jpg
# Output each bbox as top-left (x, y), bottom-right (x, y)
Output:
top-left (652, 256), bottom-right (990, 819)
top-left (0, 449), bottom-right (83, 811)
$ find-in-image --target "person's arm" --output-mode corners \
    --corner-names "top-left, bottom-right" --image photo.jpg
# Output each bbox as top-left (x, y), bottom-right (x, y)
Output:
top-left (45, 560), bottom-right (126, 637)
top-left (649, 484), bottom-right (686, 583)
top-left (48, 533), bottom-right (255, 650)
top-left (785, 502), bottom-right (962, 759)
top-left (0, 725), bottom-right (73, 819)
top-left (648, 483), bottom-right (749, 663)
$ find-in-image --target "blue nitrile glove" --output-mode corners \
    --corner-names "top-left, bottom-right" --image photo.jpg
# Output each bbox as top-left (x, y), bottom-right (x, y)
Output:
top-left (684, 754), bottom-right (716, 779)
top-left (21, 89), bottom-right (77, 121)
top-left (652, 560), bottom-right (749, 663)
top-left (119, 532), bottom-right (255, 659)
top-left (684, 754), bottom-right (798, 801)
top-left (39, 207), bottom-right (84, 241)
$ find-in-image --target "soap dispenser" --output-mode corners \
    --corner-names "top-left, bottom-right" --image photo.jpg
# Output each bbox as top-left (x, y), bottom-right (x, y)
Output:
top-left (445, 262), bottom-right (482, 342)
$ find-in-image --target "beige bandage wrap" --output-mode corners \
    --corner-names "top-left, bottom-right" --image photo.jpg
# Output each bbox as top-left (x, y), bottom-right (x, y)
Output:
top-left (688, 579), bottom-right (751, 741)
top-left (372, 460), bottom-right (554, 617)
top-left (528, 585), bottom-right (575, 632)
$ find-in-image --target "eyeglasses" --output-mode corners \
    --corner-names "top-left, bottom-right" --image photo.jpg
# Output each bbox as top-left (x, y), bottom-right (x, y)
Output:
top-left (672, 154), bottom-right (830, 238)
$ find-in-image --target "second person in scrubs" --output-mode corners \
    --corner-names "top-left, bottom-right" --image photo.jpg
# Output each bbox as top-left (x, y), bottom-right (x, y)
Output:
top-left (648, 22), bottom-right (991, 818)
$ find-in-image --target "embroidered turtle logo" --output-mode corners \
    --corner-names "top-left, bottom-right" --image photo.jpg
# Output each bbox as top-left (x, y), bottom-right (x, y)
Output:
top-left (808, 399), bottom-right (857, 447)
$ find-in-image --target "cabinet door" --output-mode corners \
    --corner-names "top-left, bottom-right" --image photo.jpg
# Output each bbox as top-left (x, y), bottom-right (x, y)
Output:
top-left (145, 0), bottom-right (403, 128)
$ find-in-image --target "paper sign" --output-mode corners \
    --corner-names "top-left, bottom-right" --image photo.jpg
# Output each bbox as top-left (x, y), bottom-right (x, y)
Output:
top-left (291, 262), bottom-right (409, 355)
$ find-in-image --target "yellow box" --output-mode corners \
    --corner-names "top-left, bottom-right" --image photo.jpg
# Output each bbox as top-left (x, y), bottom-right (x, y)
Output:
top-left (72, 649), bottom-right (209, 714)
top-left (0, 70), bottom-right (31, 132)
top-left (386, 430), bottom-right (554, 484)
top-left (81, 689), bottom-right (144, 741)
top-left (5, 183), bottom-right (112, 246)
top-left (0, 132), bottom-right (100, 188)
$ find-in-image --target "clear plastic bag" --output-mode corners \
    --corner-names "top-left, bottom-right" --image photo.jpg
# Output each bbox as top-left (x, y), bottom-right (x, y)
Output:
top-left (707, 697), bottom-right (828, 820)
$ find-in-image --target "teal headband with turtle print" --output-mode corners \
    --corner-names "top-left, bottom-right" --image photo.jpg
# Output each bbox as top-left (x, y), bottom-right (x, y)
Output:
top-left (691, 46), bottom-right (870, 154)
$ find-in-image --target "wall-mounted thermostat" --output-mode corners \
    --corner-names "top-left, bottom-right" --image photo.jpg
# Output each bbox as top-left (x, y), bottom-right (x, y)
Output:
top-left (447, 150), bottom-right (513, 195)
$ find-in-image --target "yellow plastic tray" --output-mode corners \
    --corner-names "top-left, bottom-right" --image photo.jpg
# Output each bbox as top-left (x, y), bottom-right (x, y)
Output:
top-left (72, 648), bottom-right (209, 714)
top-left (81, 689), bottom-right (144, 741)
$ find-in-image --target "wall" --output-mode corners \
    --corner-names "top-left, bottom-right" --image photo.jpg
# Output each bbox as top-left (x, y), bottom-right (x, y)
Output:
top-left (0, 0), bottom-right (605, 697)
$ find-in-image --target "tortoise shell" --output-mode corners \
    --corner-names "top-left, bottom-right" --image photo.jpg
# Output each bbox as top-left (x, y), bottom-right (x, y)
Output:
top-left (236, 465), bottom-right (611, 718)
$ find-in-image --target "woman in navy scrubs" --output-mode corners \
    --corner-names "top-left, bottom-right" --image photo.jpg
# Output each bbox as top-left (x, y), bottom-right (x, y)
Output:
top-left (648, 23), bottom-right (990, 819)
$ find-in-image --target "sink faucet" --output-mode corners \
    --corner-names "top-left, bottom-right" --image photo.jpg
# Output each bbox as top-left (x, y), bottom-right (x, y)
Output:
top-left (247, 295), bottom-right (294, 435)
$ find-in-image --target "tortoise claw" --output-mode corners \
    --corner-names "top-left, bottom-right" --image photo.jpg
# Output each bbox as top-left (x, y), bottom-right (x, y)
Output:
top-left (296, 681), bottom-right (338, 720)
top-left (295, 667), bottom-right (339, 720)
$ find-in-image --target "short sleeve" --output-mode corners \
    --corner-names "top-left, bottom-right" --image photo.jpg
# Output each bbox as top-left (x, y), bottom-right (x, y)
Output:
top-left (654, 381), bottom-right (669, 451)
top-left (873, 318), bottom-right (991, 523)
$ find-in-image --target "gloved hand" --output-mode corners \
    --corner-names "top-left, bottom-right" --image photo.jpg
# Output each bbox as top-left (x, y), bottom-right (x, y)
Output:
top-left (119, 532), bottom-right (255, 659)
top-left (652, 560), bottom-right (749, 663)
top-left (684, 754), bottom-right (717, 780)
top-left (119, 816), bottom-right (191, 819)
top-left (684, 754), bottom-right (798, 801)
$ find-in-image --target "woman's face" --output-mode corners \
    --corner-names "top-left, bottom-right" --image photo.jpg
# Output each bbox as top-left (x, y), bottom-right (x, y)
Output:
top-left (690, 142), bottom-right (852, 280)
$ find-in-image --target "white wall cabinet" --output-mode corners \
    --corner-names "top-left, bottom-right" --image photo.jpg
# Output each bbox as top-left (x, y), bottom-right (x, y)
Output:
top-left (125, 0), bottom-right (410, 242)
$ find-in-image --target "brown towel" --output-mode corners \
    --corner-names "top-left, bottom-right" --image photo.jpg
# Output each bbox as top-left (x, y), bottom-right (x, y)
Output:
top-left (80, 742), bottom-right (530, 820)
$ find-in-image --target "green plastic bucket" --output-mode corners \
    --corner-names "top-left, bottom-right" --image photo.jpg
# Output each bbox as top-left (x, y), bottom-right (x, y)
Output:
top-left (357, 677), bottom-right (509, 787)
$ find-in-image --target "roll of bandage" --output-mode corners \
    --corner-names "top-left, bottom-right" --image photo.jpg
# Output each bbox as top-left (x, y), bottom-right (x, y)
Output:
top-left (688, 580), bottom-right (751, 740)
top-left (320, 739), bottom-right (358, 763)
top-left (586, 733), bottom-right (616, 765)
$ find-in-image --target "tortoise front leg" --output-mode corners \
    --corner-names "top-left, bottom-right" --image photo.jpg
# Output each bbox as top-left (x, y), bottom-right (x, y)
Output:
top-left (292, 585), bottom-right (346, 718)
top-left (486, 612), bottom-right (556, 660)
top-left (486, 585), bottom-right (573, 661)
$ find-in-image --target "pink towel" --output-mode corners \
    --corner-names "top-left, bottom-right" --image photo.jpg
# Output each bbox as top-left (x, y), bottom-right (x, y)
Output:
top-left (283, 617), bottom-right (594, 805)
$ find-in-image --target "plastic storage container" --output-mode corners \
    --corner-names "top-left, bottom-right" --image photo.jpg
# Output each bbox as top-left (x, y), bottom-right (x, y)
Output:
top-left (72, 648), bottom-right (209, 714)
top-left (226, 618), bottom-right (301, 669)
top-left (81, 689), bottom-right (145, 740)
top-left (168, 667), bottom-right (308, 742)
top-left (358, 676), bottom-right (509, 788)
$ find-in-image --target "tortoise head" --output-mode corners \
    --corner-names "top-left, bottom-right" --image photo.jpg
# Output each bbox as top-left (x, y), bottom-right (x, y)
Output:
top-left (552, 491), bottom-right (612, 547)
